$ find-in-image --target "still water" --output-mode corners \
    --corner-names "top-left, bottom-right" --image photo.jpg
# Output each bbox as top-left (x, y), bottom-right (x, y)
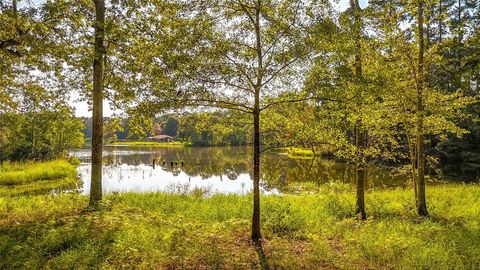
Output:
top-left (72, 146), bottom-right (408, 194)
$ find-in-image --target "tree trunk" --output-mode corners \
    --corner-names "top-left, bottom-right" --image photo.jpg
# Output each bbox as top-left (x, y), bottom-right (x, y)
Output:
top-left (416, 0), bottom-right (428, 217)
top-left (438, 0), bottom-right (443, 42)
top-left (251, 0), bottom-right (263, 242)
top-left (89, 0), bottom-right (105, 207)
top-left (455, 0), bottom-right (462, 89)
top-left (351, 0), bottom-right (366, 220)
top-left (355, 124), bottom-right (367, 219)
top-left (406, 133), bottom-right (418, 202)
top-left (457, 0), bottom-right (462, 44)
top-left (252, 108), bottom-right (261, 241)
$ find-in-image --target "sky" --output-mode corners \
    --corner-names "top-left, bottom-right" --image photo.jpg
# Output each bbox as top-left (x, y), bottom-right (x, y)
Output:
top-left (71, 0), bottom-right (369, 117)
top-left (336, 0), bottom-right (369, 11)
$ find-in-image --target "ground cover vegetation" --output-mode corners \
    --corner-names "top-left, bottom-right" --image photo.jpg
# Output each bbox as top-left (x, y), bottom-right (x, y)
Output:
top-left (1, 185), bottom-right (479, 269)
top-left (1, 0), bottom-right (479, 267)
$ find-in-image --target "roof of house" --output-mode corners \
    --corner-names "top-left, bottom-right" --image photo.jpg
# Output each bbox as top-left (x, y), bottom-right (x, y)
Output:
top-left (148, 134), bottom-right (175, 139)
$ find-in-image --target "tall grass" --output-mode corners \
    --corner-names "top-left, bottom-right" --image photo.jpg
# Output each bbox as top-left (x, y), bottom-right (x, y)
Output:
top-left (1, 184), bottom-right (479, 269)
top-left (0, 160), bottom-right (77, 185)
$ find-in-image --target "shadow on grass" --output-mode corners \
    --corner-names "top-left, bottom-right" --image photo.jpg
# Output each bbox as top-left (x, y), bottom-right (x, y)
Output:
top-left (0, 210), bottom-right (116, 269)
top-left (254, 239), bottom-right (270, 270)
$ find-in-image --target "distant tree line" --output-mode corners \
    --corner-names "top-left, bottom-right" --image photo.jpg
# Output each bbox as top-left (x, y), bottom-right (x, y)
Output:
top-left (0, 99), bottom-right (84, 161)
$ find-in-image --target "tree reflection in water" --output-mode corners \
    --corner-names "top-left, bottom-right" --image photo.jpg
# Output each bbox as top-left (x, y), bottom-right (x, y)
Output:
top-left (72, 145), bottom-right (408, 194)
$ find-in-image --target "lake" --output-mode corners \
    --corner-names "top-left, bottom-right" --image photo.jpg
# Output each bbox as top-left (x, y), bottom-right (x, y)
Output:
top-left (71, 145), bottom-right (411, 194)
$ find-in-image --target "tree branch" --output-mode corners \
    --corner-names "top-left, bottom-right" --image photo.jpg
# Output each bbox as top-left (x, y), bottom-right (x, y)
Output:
top-left (175, 98), bottom-right (253, 113)
top-left (261, 56), bottom-right (299, 87)
top-left (260, 95), bottom-right (342, 111)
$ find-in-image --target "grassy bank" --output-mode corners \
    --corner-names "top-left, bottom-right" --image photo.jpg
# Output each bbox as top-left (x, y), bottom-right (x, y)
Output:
top-left (110, 141), bottom-right (188, 147)
top-left (0, 160), bottom-right (79, 196)
top-left (1, 185), bottom-right (479, 269)
top-left (269, 147), bottom-right (315, 158)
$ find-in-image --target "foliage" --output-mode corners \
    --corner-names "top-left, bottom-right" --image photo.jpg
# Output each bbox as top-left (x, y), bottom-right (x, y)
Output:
top-left (0, 104), bottom-right (84, 161)
top-left (161, 116), bottom-right (179, 137)
top-left (104, 117), bottom-right (123, 143)
top-left (177, 111), bottom-right (251, 146)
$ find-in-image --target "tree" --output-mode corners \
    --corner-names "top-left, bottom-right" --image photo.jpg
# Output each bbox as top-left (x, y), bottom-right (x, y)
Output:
top-left (0, 96), bottom-right (84, 162)
top-left (116, 0), bottom-right (331, 241)
top-left (416, 0), bottom-right (428, 217)
top-left (350, 0), bottom-right (367, 220)
top-left (1, 0), bottom-right (88, 162)
top-left (177, 112), bottom-right (250, 146)
top-left (306, 0), bottom-right (381, 219)
top-left (178, 0), bottom-right (331, 241)
top-left (1, 0), bottom-right (75, 114)
top-left (104, 117), bottom-right (123, 143)
top-left (89, 0), bottom-right (105, 206)
top-left (365, 0), bottom-right (476, 215)
top-left (162, 117), bottom-right (179, 137)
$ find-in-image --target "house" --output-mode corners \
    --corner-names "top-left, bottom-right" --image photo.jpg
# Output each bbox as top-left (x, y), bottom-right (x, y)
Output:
top-left (148, 134), bottom-right (176, 142)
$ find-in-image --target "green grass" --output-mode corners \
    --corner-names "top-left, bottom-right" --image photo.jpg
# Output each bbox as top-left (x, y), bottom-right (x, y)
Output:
top-left (284, 147), bottom-right (315, 158)
top-left (110, 141), bottom-right (188, 147)
top-left (272, 146), bottom-right (335, 158)
top-left (269, 147), bottom-right (315, 157)
top-left (0, 177), bottom-right (80, 197)
top-left (0, 159), bottom-right (80, 197)
top-left (1, 184), bottom-right (479, 269)
top-left (0, 160), bottom-right (78, 186)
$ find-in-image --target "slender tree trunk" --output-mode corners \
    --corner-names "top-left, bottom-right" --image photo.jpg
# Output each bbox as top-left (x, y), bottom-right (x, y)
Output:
top-left (351, 0), bottom-right (366, 220)
top-left (426, 21), bottom-right (431, 50)
top-left (457, 0), bottom-right (462, 43)
top-left (89, 0), bottom-right (105, 207)
top-left (251, 0), bottom-right (263, 241)
top-left (416, 0), bottom-right (428, 217)
top-left (252, 107), bottom-right (261, 241)
top-left (355, 125), bottom-right (366, 219)
top-left (406, 133), bottom-right (418, 201)
top-left (455, 0), bottom-right (463, 89)
top-left (439, 0), bottom-right (443, 42)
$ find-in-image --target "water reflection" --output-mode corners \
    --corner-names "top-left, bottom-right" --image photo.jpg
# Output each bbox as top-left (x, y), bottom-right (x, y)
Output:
top-left (71, 146), bottom-right (408, 194)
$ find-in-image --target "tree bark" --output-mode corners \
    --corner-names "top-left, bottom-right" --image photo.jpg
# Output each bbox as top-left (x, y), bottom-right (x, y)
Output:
top-left (406, 133), bottom-right (418, 202)
top-left (351, 0), bottom-right (366, 220)
top-left (251, 0), bottom-right (263, 242)
top-left (416, 0), bottom-right (428, 217)
top-left (252, 107), bottom-right (261, 241)
top-left (439, 0), bottom-right (443, 42)
top-left (89, 0), bottom-right (105, 207)
top-left (355, 125), bottom-right (366, 219)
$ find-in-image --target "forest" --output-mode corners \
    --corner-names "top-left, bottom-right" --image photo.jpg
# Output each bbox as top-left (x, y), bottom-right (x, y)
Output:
top-left (1, 0), bottom-right (479, 269)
